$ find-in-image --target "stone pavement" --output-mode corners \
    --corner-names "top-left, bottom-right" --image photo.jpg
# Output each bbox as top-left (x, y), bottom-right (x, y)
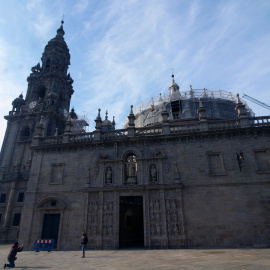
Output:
top-left (0, 245), bottom-right (269, 269)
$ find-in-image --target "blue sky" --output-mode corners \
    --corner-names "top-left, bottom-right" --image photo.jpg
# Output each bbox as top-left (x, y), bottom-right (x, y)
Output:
top-left (0, 0), bottom-right (270, 147)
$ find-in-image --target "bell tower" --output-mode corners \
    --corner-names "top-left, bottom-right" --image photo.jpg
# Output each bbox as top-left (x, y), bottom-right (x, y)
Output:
top-left (0, 21), bottom-right (74, 241)
top-left (25, 20), bottom-right (74, 136)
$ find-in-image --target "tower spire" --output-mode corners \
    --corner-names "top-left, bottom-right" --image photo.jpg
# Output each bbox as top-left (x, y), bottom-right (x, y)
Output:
top-left (57, 19), bottom-right (65, 37)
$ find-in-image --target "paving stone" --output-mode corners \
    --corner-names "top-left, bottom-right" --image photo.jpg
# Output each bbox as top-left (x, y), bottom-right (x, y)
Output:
top-left (0, 245), bottom-right (269, 270)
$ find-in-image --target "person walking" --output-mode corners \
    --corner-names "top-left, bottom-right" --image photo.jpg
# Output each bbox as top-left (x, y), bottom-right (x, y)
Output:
top-left (80, 231), bottom-right (88, 258)
top-left (4, 242), bottom-right (24, 268)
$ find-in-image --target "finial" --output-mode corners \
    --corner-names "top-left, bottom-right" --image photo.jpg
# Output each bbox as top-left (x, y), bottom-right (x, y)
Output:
top-left (236, 93), bottom-right (241, 104)
top-left (130, 105), bottom-right (134, 114)
top-left (105, 110), bottom-right (108, 120)
top-left (158, 93), bottom-right (163, 102)
top-left (57, 16), bottom-right (65, 37)
top-left (198, 98), bottom-right (203, 107)
top-left (96, 108), bottom-right (101, 120)
top-left (170, 69), bottom-right (175, 82)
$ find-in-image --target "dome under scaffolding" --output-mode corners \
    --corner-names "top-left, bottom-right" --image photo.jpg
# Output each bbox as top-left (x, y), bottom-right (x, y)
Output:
top-left (124, 79), bottom-right (254, 128)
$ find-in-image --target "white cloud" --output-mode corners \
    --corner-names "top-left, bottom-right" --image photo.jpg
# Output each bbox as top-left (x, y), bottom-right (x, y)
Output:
top-left (27, 0), bottom-right (42, 11)
top-left (1, 0), bottom-right (270, 146)
top-left (73, 0), bottom-right (89, 14)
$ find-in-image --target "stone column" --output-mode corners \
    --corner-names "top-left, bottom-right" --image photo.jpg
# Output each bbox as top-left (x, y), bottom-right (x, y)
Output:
top-left (3, 181), bottom-right (16, 227)
top-left (160, 189), bottom-right (168, 248)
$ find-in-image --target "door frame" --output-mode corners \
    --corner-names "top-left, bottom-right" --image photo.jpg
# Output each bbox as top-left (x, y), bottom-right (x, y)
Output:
top-left (119, 195), bottom-right (144, 248)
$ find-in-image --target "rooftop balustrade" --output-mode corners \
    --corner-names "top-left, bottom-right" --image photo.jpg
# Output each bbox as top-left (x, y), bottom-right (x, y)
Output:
top-left (35, 116), bottom-right (270, 147)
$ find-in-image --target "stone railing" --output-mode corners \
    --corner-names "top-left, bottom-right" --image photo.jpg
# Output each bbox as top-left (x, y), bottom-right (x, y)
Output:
top-left (249, 116), bottom-right (270, 127)
top-left (39, 136), bottom-right (63, 145)
top-left (69, 133), bottom-right (94, 143)
top-left (170, 124), bottom-right (203, 134)
top-left (35, 116), bottom-right (270, 147)
top-left (101, 129), bottom-right (128, 140)
top-left (135, 127), bottom-right (162, 137)
top-left (208, 119), bottom-right (240, 131)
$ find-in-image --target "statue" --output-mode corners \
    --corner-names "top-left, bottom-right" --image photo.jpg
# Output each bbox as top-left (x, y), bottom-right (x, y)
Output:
top-left (126, 155), bottom-right (137, 184)
top-left (150, 164), bottom-right (157, 183)
top-left (105, 167), bottom-right (112, 184)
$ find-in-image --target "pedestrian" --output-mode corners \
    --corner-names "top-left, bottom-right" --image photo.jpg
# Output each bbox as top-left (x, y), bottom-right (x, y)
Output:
top-left (80, 231), bottom-right (88, 258)
top-left (4, 241), bottom-right (24, 268)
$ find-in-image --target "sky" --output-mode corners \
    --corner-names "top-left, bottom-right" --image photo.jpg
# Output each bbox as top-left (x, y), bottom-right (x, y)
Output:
top-left (0, 0), bottom-right (270, 148)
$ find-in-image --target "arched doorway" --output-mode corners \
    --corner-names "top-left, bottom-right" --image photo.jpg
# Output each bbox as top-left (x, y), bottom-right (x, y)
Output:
top-left (36, 198), bottom-right (65, 248)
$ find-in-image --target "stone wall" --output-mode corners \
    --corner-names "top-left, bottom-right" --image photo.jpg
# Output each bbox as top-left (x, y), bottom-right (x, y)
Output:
top-left (17, 124), bottom-right (270, 249)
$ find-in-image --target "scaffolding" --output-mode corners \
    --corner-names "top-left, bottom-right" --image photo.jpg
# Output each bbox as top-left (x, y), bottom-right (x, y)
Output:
top-left (71, 112), bottom-right (89, 134)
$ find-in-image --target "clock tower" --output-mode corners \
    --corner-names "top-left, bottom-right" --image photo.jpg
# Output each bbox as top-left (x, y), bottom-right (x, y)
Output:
top-left (0, 21), bottom-right (74, 240)
top-left (25, 20), bottom-right (74, 136)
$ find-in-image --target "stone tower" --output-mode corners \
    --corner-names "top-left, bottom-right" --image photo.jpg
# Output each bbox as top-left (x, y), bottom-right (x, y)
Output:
top-left (0, 21), bottom-right (74, 242)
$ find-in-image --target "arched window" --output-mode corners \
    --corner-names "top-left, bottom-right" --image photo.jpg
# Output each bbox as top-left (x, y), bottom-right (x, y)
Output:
top-left (46, 59), bottom-right (51, 68)
top-left (38, 86), bottom-right (46, 99)
top-left (20, 126), bottom-right (30, 141)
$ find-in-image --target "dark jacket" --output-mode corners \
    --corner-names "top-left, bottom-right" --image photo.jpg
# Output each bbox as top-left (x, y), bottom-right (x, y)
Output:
top-left (8, 245), bottom-right (23, 260)
top-left (81, 234), bottom-right (88, 245)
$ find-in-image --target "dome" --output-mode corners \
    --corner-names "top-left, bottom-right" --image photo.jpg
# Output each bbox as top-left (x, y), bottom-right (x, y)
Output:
top-left (101, 111), bottom-right (113, 131)
top-left (123, 76), bottom-right (254, 128)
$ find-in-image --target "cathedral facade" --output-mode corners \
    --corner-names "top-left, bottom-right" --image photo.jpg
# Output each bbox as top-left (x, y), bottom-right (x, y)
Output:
top-left (0, 22), bottom-right (270, 250)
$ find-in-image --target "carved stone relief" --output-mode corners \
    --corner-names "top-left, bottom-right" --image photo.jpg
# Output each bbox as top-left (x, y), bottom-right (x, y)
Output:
top-left (102, 201), bottom-right (113, 237)
top-left (166, 199), bottom-right (179, 236)
top-left (88, 201), bottom-right (99, 236)
top-left (149, 199), bottom-right (162, 236)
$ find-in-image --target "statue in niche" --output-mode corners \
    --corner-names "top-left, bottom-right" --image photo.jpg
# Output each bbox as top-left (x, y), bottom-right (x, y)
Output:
top-left (173, 224), bottom-right (179, 235)
top-left (166, 199), bottom-right (170, 209)
top-left (125, 155), bottom-right (137, 184)
top-left (149, 200), bottom-right (153, 209)
top-left (156, 225), bottom-right (161, 236)
top-left (105, 167), bottom-right (112, 184)
top-left (150, 164), bottom-right (157, 183)
top-left (171, 200), bottom-right (176, 209)
top-left (104, 202), bottom-right (108, 211)
top-left (151, 225), bottom-right (155, 235)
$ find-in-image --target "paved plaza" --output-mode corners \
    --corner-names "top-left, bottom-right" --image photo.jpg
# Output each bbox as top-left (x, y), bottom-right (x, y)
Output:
top-left (0, 245), bottom-right (269, 269)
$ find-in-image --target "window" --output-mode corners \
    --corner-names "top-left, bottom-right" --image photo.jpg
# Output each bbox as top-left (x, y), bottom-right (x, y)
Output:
top-left (38, 86), bottom-right (46, 99)
top-left (18, 193), bottom-right (24, 203)
top-left (0, 214), bottom-right (2, 224)
top-left (20, 126), bottom-right (30, 141)
top-left (12, 213), bottom-right (21, 226)
top-left (46, 59), bottom-right (51, 68)
top-left (0, 194), bottom-right (6, 203)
